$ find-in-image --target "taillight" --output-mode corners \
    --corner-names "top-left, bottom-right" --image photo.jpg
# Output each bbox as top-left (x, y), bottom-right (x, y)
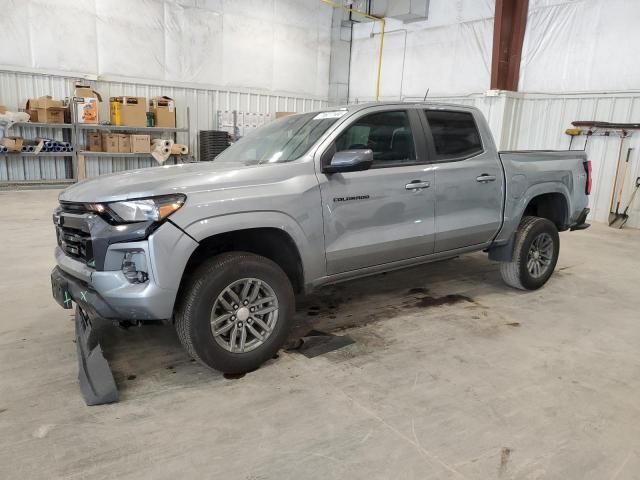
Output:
top-left (584, 160), bottom-right (592, 195)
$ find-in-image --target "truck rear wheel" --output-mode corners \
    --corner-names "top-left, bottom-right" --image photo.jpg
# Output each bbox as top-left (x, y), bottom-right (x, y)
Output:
top-left (499, 216), bottom-right (560, 290)
top-left (175, 252), bottom-right (295, 374)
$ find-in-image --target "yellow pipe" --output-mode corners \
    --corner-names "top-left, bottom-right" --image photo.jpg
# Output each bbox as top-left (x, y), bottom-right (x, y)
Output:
top-left (320, 0), bottom-right (385, 101)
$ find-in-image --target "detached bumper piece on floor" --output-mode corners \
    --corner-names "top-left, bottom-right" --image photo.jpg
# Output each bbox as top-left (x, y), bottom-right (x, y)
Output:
top-left (51, 267), bottom-right (119, 406)
top-left (290, 330), bottom-right (355, 358)
top-left (75, 309), bottom-right (119, 406)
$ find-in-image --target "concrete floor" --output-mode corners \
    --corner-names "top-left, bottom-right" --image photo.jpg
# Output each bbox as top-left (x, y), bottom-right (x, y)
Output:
top-left (1, 189), bottom-right (640, 480)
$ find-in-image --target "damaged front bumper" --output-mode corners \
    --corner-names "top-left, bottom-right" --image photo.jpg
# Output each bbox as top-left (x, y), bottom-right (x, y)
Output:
top-left (51, 266), bottom-right (119, 405)
top-left (51, 212), bottom-right (198, 405)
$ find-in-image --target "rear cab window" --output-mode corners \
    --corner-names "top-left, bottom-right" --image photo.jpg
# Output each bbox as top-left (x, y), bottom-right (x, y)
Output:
top-left (424, 110), bottom-right (483, 161)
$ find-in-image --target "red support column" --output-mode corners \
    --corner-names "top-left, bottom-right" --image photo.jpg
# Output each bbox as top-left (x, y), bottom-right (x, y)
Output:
top-left (490, 0), bottom-right (529, 91)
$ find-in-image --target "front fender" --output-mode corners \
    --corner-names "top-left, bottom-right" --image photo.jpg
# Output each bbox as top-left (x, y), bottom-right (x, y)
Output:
top-left (182, 210), bottom-right (325, 287)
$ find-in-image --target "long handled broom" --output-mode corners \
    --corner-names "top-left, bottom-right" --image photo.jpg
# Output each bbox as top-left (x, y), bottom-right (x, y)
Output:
top-left (609, 147), bottom-right (633, 226)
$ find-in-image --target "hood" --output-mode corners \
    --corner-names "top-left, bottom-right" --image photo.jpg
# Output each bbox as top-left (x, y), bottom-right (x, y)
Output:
top-left (58, 161), bottom-right (295, 203)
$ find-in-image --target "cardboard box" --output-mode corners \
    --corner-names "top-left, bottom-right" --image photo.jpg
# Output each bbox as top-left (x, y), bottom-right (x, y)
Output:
top-left (35, 96), bottom-right (66, 124)
top-left (110, 96), bottom-right (146, 127)
top-left (150, 96), bottom-right (176, 128)
top-left (130, 134), bottom-right (151, 153)
top-left (36, 108), bottom-right (65, 123)
top-left (102, 133), bottom-right (119, 153)
top-left (74, 85), bottom-right (102, 101)
top-left (117, 134), bottom-right (131, 153)
top-left (0, 105), bottom-right (6, 114)
top-left (36, 96), bottom-right (64, 109)
top-left (74, 85), bottom-right (102, 124)
top-left (276, 112), bottom-right (295, 119)
top-left (87, 132), bottom-right (102, 152)
top-left (25, 99), bottom-right (39, 122)
top-left (75, 97), bottom-right (99, 124)
top-left (1, 136), bottom-right (24, 152)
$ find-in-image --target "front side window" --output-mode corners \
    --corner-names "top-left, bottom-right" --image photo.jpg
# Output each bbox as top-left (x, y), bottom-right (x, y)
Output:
top-left (425, 110), bottom-right (483, 160)
top-left (335, 110), bottom-right (416, 167)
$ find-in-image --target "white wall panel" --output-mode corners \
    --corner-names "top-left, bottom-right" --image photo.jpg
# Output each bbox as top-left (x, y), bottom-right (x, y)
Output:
top-left (30, 0), bottom-right (98, 74)
top-left (0, 1), bottom-right (32, 67)
top-left (222, 13), bottom-right (274, 89)
top-left (349, 0), bottom-right (640, 100)
top-left (521, 0), bottom-right (640, 92)
top-left (96, 0), bottom-right (166, 80)
top-left (163, 4), bottom-right (224, 83)
top-left (0, 0), bottom-right (332, 99)
top-left (348, 2), bottom-right (495, 101)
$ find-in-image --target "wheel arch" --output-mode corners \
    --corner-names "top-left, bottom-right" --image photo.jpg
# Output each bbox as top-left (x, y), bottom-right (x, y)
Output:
top-left (490, 185), bottom-right (570, 262)
top-left (521, 191), bottom-right (569, 231)
top-left (179, 226), bottom-right (305, 298)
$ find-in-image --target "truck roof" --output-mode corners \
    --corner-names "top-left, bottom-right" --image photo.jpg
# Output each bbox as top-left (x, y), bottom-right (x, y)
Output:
top-left (309, 101), bottom-right (478, 115)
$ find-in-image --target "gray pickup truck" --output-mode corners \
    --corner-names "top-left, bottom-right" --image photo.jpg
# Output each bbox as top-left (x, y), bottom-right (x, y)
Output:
top-left (51, 102), bottom-right (591, 404)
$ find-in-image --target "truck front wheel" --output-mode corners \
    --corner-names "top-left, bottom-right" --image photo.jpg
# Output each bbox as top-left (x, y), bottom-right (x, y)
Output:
top-left (499, 216), bottom-right (560, 290)
top-left (175, 252), bottom-right (295, 374)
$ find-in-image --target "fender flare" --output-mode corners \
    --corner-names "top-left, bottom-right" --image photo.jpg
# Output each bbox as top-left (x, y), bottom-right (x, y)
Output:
top-left (491, 182), bottom-right (571, 261)
top-left (180, 210), bottom-right (320, 283)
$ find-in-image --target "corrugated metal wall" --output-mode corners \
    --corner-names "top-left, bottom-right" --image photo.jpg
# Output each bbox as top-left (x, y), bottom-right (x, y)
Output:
top-left (3, 70), bottom-right (640, 228)
top-left (0, 70), bottom-right (328, 182)
top-left (505, 92), bottom-right (640, 230)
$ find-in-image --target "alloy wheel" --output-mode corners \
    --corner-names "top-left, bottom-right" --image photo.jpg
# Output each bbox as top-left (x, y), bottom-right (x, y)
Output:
top-left (210, 278), bottom-right (279, 353)
top-left (527, 232), bottom-right (554, 278)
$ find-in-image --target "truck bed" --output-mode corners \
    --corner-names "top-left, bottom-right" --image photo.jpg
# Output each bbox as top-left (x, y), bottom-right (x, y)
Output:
top-left (493, 149), bottom-right (589, 244)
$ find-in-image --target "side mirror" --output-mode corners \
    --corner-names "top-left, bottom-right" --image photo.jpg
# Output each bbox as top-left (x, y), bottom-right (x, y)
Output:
top-left (322, 149), bottom-right (373, 174)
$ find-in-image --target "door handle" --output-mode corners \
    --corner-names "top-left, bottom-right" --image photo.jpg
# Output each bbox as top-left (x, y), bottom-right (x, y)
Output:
top-left (405, 181), bottom-right (430, 190)
top-left (476, 174), bottom-right (496, 183)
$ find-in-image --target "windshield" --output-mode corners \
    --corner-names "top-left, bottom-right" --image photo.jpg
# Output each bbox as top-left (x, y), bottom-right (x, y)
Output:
top-left (214, 111), bottom-right (345, 165)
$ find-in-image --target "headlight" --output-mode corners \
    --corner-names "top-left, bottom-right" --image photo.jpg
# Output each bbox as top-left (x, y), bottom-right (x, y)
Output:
top-left (93, 194), bottom-right (186, 223)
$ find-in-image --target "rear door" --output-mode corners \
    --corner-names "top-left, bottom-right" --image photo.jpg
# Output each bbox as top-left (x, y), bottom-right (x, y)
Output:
top-left (316, 107), bottom-right (436, 275)
top-left (420, 108), bottom-right (504, 252)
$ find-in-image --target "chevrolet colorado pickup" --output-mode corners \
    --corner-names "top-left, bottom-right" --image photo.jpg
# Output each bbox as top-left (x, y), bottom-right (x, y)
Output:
top-left (51, 102), bottom-right (591, 404)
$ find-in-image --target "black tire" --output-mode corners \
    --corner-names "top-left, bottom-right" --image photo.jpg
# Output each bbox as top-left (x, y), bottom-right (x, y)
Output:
top-left (174, 252), bottom-right (295, 374)
top-left (499, 216), bottom-right (560, 290)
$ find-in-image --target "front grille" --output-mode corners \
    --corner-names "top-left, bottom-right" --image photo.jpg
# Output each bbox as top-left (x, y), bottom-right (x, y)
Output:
top-left (59, 201), bottom-right (91, 214)
top-left (55, 203), bottom-right (94, 265)
top-left (57, 228), bottom-right (93, 263)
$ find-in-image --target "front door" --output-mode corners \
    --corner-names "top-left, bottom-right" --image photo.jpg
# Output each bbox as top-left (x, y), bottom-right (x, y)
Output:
top-left (317, 109), bottom-right (436, 275)
top-left (421, 108), bottom-right (504, 252)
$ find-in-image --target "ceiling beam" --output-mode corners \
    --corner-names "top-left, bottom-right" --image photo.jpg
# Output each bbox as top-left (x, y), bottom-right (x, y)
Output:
top-left (490, 0), bottom-right (529, 91)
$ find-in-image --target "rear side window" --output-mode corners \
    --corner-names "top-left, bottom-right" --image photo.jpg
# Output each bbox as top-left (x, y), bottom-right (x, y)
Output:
top-left (424, 110), bottom-right (483, 160)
